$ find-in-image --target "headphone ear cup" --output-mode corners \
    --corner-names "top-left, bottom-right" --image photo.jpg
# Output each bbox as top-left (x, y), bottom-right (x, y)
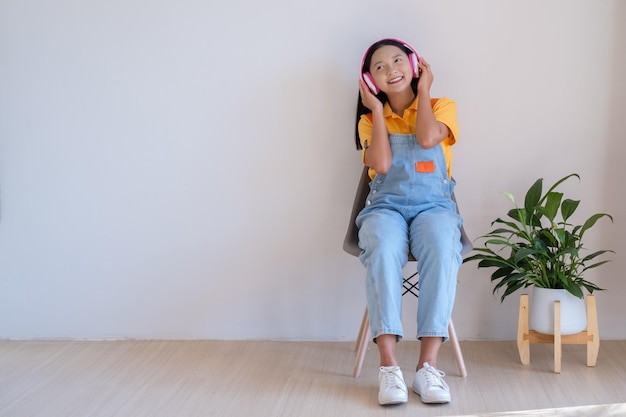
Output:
top-left (362, 72), bottom-right (379, 94)
top-left (409, 53), bottom-right (419, 78)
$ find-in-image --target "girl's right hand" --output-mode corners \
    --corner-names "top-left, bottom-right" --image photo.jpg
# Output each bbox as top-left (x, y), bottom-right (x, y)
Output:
top-left (359, 79), bottom-right (383, 113)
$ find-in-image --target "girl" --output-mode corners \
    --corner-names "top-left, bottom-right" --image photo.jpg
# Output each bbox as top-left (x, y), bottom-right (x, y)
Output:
top-left (355, 38), bottom-right (462, 406)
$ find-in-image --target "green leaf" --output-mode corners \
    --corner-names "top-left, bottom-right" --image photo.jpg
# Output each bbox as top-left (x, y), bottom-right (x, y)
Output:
top-left (579, 213), bottom-right (613, 238)
top-left (537, 229), bottom-right (558, 247)
top-left (560, 198), bottom-right (580, 222)
top-left (564, 283), bottom-right (584, 299)
top-left (581, 282), bottom-right (604, 294)
top-left (487, 227), bottom-right (518, 235)
top-left (543, 173), bottom-right (580, 199)
top-left (491, 266), bottom-right (514, 279)
top-left (581, 260), bottom-right (612, 273)
top-left (582, 250), bottom-right (615, 262)
top-left (478, 258), bottom-right (511, 268)
top-left (514, 247), bottom-right (536, 263)
top-left (499, 280), bottom-right (528, 302)
top-left (496, 215), bottom-right (528, 233)
top-left (542, 191), bottom-right (562, 222)
top-left (492, 271), bottom-right (527, 288)
top-left (524, 178), bottom-right (543, 213)
top-left (484, 238), bottom-right (515, 247)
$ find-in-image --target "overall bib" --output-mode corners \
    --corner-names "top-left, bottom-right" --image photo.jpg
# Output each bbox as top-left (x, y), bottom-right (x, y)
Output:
top-left (356, 134), bottom-right (462, 342)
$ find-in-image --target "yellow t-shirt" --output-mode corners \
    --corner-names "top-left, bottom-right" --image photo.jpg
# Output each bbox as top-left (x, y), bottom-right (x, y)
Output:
top-left (358, 96), bottom-right (458, 180)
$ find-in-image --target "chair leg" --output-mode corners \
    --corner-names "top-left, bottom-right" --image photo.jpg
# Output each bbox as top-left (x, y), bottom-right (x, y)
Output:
top-left (353, 307), bottom-right (371, 378)
top-left (354, 307), bottom-right (369, 352)
top-left (448, 319), bottom-right (467, 378)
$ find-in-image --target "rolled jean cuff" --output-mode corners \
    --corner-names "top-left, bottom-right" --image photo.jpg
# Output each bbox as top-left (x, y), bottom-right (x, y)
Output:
top-left (372, 329), bottom-right (404, 344)
top-left (417, 330), bottom-right (449, 343)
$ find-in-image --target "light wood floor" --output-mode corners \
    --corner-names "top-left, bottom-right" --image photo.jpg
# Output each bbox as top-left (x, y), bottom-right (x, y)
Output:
top-left (1, 339), bottom-right (625, 417)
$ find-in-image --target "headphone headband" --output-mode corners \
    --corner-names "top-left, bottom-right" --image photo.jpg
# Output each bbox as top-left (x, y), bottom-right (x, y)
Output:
top-left (360, 38), bottom-right (420, 94)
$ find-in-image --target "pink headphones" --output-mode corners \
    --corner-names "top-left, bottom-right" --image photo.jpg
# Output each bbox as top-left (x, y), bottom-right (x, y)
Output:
top-left (360, 38), bottom-right (420, 94)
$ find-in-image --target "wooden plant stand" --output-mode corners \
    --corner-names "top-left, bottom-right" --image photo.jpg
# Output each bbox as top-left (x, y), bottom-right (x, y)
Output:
top-left (517, 294), bottom-right (599, 373)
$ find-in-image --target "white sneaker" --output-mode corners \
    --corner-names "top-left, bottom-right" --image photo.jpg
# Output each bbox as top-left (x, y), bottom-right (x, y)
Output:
top-left (378, 366), bottom-right (408, 405)
top-left (411, 362), bottom-right (451, 404)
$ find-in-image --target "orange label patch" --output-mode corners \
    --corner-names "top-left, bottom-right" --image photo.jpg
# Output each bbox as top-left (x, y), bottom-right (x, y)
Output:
top-left (416, 161), bottom-right (435, 173)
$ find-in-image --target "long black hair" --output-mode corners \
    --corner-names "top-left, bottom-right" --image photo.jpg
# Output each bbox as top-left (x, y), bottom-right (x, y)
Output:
top-left (354, 39), bottom-right (418, 150)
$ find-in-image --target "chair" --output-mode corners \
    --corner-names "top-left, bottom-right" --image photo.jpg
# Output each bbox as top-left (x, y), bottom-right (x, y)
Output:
top-left (343, 167), bottom-right (472, 378)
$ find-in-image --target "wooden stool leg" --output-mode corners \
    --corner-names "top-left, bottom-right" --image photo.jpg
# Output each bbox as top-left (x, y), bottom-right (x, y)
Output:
top-left (353, 308), bottom-right (370, 378)
top-left (554, 300), bottom-right (562, 373)
top-left (586, 295), bottom-right (600, 367)
top-left (517, 294), bottom-right (530, 365)
top-left (448, 319), bottom-right (467, 377)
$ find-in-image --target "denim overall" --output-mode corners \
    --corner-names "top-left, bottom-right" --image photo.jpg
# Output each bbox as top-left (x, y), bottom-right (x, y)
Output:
top-left (356, 134), bottom-right (462, 342)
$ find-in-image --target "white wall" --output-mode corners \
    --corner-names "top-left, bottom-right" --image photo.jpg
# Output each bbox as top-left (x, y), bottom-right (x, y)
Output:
top-left (1, 0), bottom-right (624, 340)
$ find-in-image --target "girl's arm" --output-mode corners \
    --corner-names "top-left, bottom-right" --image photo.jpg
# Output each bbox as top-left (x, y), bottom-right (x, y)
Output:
top-left (359, 80), bottom-right (392, 174)
top-left (414, 58), bottom-right (450, 149)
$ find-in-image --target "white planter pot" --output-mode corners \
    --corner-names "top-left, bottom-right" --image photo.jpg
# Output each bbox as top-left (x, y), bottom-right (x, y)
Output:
top-left (529, 287), bottom-right (587, 335)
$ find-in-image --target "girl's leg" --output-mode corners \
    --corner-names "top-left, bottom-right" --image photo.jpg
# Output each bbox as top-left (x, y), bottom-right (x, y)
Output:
top-left (417, 337), bottom-right (443, 369)
top-left (408, 208), bottom-right (461, 404)
top-left (358, 209), bottom-right (409, 364)
top-left (377, 334), bottom-right (399, 366)
top-left (409, 208), bottom-right (462, 357)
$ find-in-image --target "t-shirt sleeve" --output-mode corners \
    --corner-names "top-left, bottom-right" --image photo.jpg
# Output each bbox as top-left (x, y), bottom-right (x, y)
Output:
top-left (358, 114), bottom-right (373, 164)
top-left (433, 97), bottom-right (458, 146)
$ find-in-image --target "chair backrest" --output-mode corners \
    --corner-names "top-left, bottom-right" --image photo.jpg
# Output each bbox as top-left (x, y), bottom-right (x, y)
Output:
top-left (343, 166), bottom-right (472, 260)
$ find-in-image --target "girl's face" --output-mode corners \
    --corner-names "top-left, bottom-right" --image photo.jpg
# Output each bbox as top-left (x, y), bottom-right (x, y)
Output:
top-left (368, 45), bottom-right (413, 95)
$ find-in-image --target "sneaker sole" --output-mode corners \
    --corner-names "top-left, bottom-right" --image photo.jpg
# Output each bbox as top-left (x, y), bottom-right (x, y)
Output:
top-left (379, 397), bottom-right (408, 405)
top-left (412, 387), bottom-right (450, 404)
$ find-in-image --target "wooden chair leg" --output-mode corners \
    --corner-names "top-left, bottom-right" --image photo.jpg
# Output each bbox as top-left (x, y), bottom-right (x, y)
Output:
top-left (586, 295), bottom-right (599, 367)
top-left (354, 307), bottom-right (369, 352)
top-left (448, 319), bottom-right (467, 377)
top-left (353, 308), bottom-right (370, 378)
top-left (517, 294), bottom-right (530, 365)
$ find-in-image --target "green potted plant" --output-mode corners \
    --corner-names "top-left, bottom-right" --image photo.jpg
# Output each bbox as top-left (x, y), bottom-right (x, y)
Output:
top-left (464, 173), bottom-right (614, 334)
